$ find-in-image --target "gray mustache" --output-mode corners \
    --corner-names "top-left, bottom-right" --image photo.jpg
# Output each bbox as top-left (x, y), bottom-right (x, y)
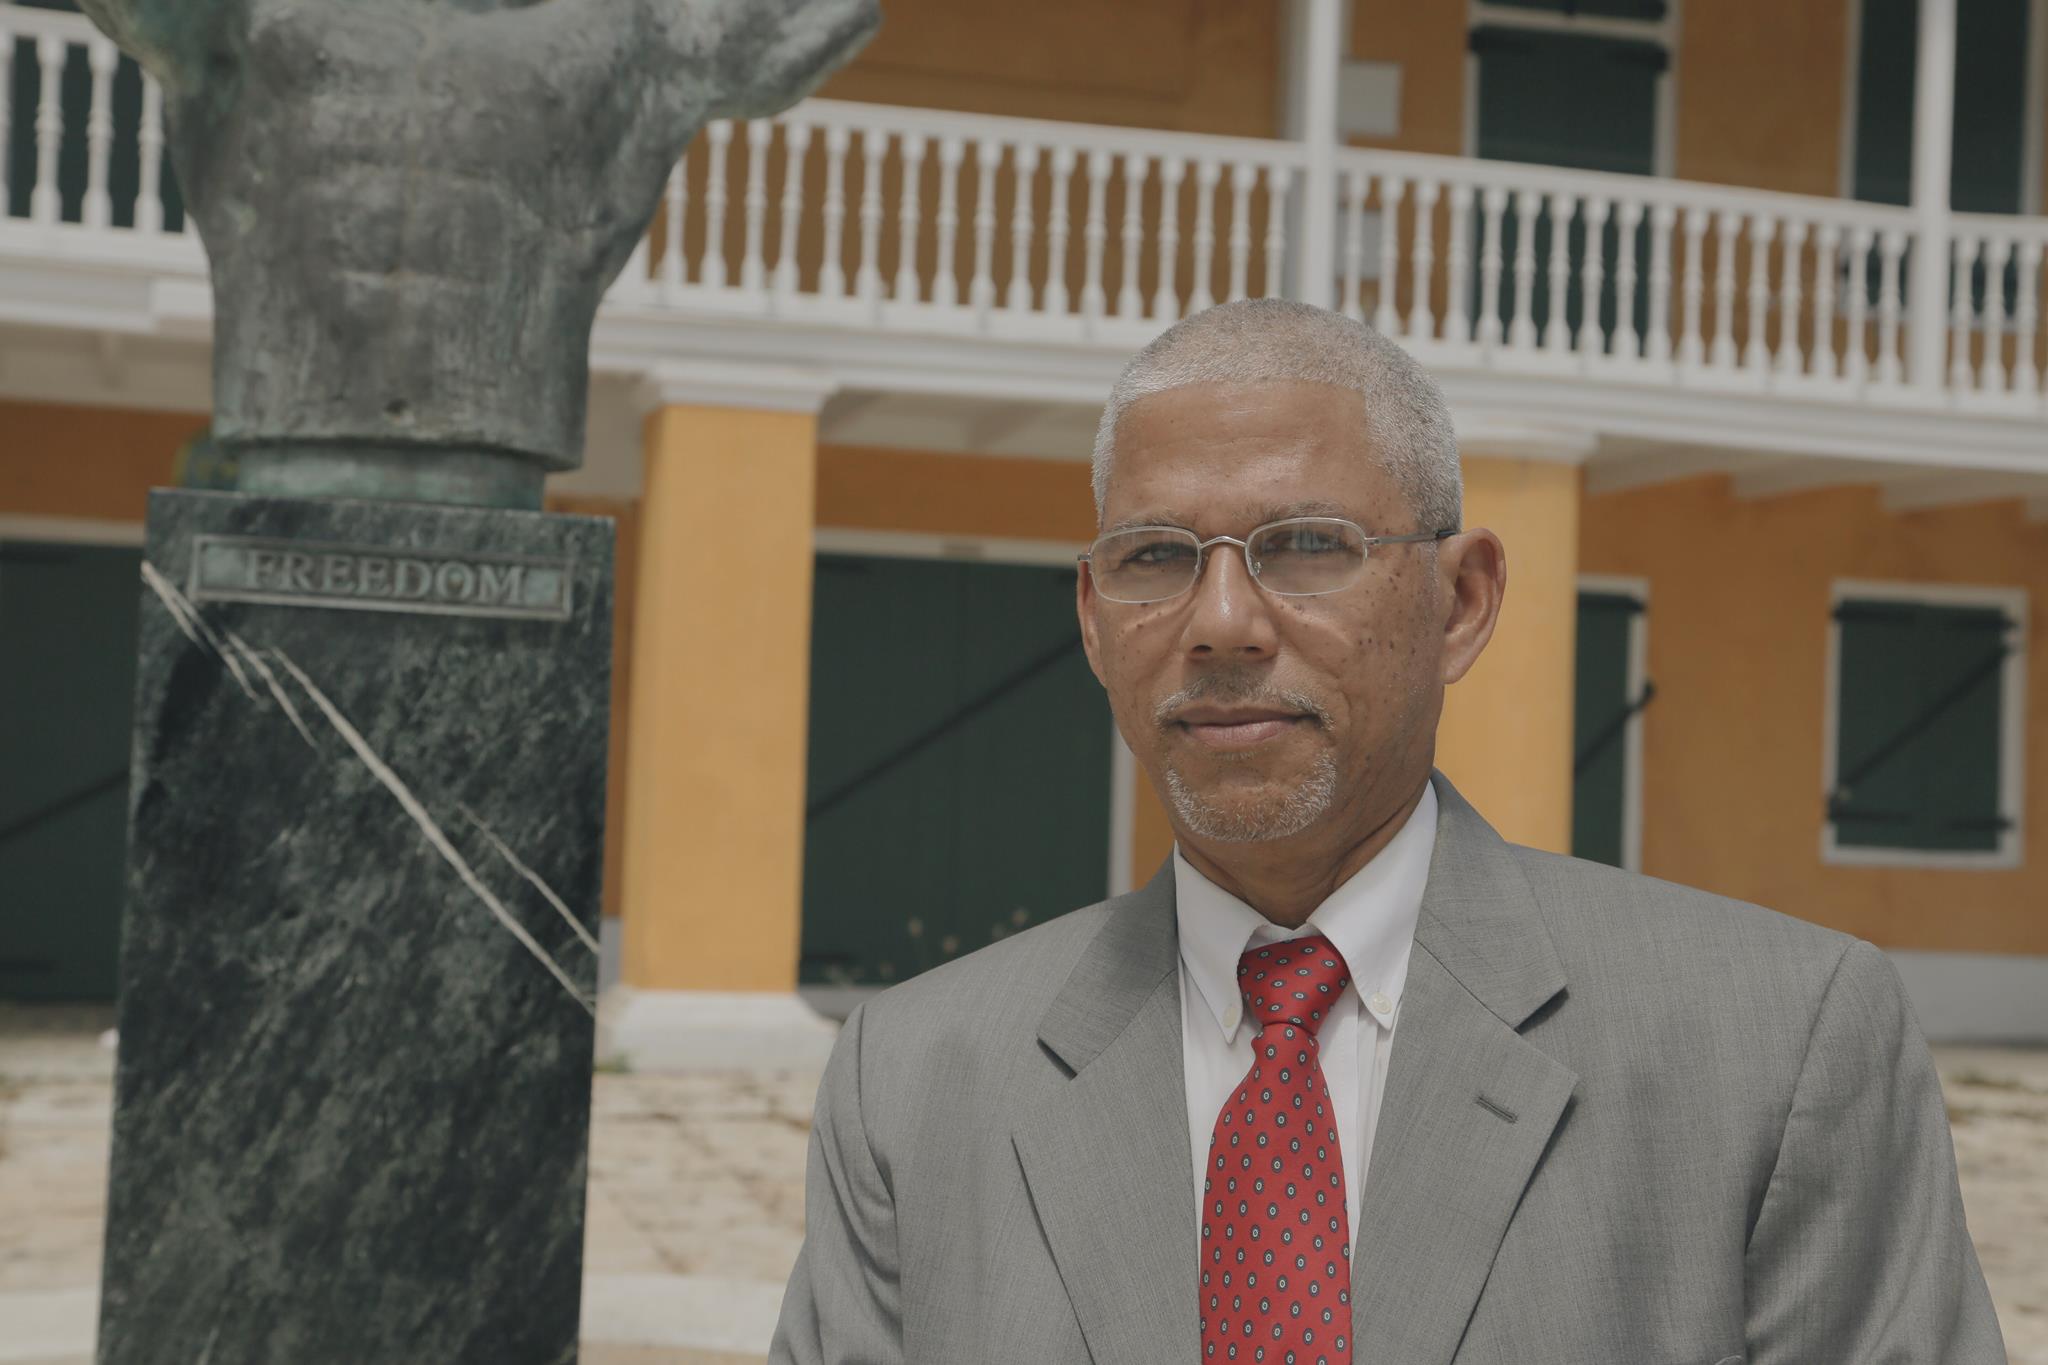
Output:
top-left (1154, 672), bottom-right (1332, 731)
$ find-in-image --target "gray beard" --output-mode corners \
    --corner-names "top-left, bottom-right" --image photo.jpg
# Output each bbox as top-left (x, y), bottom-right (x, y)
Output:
top-left (1162, 747), bottom-right (1340, 843)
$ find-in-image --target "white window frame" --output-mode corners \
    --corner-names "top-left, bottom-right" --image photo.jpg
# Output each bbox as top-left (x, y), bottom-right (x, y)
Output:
top-left (1821, 578), bottom-right (2028, 870)
top-left (1462, 0), bottom-right (1682, 179)
top-left (1577, 573), bottom-right (1649, 874)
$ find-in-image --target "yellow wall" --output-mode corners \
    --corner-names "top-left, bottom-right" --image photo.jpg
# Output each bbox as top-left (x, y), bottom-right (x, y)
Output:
top-left (1435, 455), bottom-right (1581, 854)
top-left (1345, 0), bottom-right (1858, 198)
top-left (620, 404), bottom-right (820, 991)
top-left (820, 0), bottom-right (1284, 136)
top-left (1581, 477), bottom-right (2048, 957)
top-left (0, 400), bottom-right (201, 521)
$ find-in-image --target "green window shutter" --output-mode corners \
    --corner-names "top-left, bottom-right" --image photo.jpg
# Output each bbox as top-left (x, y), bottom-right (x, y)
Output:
top-left (1853, 0), bottom-right (2031, 214)
top-left (1572, 591), bottom-right (1644, 869)
top-left (1831, 598), bottom-right (2012, 853)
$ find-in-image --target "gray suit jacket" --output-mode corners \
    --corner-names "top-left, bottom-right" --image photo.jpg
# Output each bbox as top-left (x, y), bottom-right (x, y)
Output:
top-left (769, 771), bottom-right (2006, 1364)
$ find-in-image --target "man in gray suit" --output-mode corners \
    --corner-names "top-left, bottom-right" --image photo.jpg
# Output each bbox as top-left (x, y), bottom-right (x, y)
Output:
top-left (769, 298), bottom-right (2006, 1364)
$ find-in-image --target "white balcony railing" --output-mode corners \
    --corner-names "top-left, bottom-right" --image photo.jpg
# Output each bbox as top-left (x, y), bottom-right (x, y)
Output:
top-left (4, 1), bottom-right (2046, 422)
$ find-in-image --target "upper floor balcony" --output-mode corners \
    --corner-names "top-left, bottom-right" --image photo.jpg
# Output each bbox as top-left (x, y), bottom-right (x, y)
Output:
top-left (2, 0), bottom-right (2045, 497)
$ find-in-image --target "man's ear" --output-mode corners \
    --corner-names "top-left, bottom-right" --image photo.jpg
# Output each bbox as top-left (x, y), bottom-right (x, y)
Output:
top-left (1437, 528), bottom-right (1506, 687)
top-left (1076, 562), bottom-right (1109, 689)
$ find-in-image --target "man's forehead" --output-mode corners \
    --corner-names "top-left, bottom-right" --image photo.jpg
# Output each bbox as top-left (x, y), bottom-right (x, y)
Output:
top-left (1101, 497), bottom-right (1356, 535)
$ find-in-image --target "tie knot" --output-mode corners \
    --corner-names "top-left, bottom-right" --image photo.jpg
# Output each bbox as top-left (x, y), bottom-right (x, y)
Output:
top-left (1237, 933), bottom-right (1350, 1037)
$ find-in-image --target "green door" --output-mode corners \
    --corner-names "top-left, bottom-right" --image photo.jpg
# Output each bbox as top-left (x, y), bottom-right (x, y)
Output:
top-left (800, 554), bottom-right (1111, 987)
top-left (1572, 590), bottom-right (1644, 868)
top-left (0, 539), bottom-right (142, 1001)
top-left (1470, 25), bottom-right (1663, 346)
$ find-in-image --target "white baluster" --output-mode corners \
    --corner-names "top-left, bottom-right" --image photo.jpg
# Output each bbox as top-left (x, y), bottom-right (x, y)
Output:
top-left (1080, 148), bottom-right (1111, 319)
top-left (1678, 206), bottom-right (1707, 368)
top-left (1613, 199), bottom-right (1642, 358)
top-left (856, 128), bottom-right (885, 312)
top-left (660, 159), bottom-right (687, 296)
top-left (775, 123), bottom-right (808, 299)
top-left (1844, 225), bottom-right (1872, 384)
top-left (1775, 218), bottom-right (1807, 378)
top-left (1189, 158), bottom-right (1220, 311)
top-left (1339, 168), bottom-right (1367, 322)
top-left (701, 119), bottom-right (732, 289)
top-left (1577, 196), bottom-right (1608, 356)
top-left (1477, 185), bottom-right (1507, 347)
top-left (1007, 142), bottom-right (1040, 312)
top-left (1744, 214), bottom-right (1771, 371)
top-left (817, 124), bottom-right (848, 297)
top-left (32, 36), bottom-right (64, 224)
top-left (933, 136), bottom-right (963, 308)
top-left (1444, 183), bottom-right (1474, 344)
top-left (1876, 227), bottom-right (1905, 387)
top-left (1709, 210), bottom-right (1738, 369)
top-left (1226, 163), bottom-right (1256, 302)
top-left (1543, 191), bottom-right (1571, 353)
top-left (1507, 189), bottom-right (1539, 350)
top-left (969, 137), bottom-right (1000, 316)
top-left (1408, 179), bottom-right (1438, 338)
top-left (1646, 203), bottom-right (1675, 363)
top-left (1811, 223), bottom-right (1838, 379)
top-left (736, 121), bottom-right (767, 291)
top-left (1262, 165), bottom-right (1288, 301)
top-left (1982, 235), bottom-right (2011, 393)
top-left (137, 72), bottom-right (166, 233)
top-left (83, 38), bottom-right (116, 228)
top-left (1950, 234), bottom-right (1981, 390)
top-left (1150, 155), bottom-right (1181, 319)
top-left (1376, 176), bottom-right (1405, 335)
top-left (1046, 146), bottom-right (1075, 314)
top-left (0, 18), bottom-right (11, 219)
top-left (893, 131), bottom-right (924, 303)
top-left (2014, 239), bottom-right (2041, 396)
top-left (1120, 152), bottom-right (1148, 316)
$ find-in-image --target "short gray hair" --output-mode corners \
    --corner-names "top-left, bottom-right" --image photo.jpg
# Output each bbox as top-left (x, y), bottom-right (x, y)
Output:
top-left (1090, 298), bottom-right (1461, 533)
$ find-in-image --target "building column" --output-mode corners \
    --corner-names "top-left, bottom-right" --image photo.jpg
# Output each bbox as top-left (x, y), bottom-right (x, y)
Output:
top-left (1432, 435), bottom-right (1589, 854)
top-left (1907, 0), bottom-right (1957, 389)
top-left (600, 363), bottom-right (839, 1070)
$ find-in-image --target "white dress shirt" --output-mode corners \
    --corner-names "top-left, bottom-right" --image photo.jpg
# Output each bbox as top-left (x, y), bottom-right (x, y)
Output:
top-left (1174, 780), bottom-right (1437, 1255)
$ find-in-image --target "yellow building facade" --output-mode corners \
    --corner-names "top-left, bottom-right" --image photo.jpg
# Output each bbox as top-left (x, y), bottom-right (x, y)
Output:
top-left (2, 0), bottom-right (2045, 1047)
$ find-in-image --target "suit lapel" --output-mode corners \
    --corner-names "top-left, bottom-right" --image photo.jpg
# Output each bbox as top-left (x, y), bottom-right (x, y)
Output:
top-left (1014, 862), bottom-right (1202, 1365)
top-left (1346, 772), bottom-right (1579, 1365)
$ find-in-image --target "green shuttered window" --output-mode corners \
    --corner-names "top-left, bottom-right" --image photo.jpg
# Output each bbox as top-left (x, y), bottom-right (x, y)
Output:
top-left (1828, 594), bottom-right (2022, 859)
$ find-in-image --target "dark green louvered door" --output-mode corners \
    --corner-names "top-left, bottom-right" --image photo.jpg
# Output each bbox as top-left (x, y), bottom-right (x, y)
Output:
top-left (1830, 598), bottom-right (2014, 854)
top-left (0, 539), bottom-right (142, 1002)
top-left (799, 554), bottom-right (1111, 987)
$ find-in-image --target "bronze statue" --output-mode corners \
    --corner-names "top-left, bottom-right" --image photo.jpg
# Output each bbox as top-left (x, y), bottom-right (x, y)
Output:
top-left (79, 0), bottom-right (881, 506)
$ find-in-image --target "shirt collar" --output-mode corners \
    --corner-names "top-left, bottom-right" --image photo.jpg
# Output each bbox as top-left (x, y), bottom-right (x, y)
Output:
top-left (1173, 780), bottom-right (1436, 1047)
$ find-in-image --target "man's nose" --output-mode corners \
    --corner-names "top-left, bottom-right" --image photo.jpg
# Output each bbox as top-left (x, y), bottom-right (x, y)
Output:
top-left (1181, 541), bottom-right (1279, 659)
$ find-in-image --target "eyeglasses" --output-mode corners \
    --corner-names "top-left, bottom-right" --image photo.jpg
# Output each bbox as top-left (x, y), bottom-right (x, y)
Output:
top-left (1078, 516), bottom-right (1455, 605)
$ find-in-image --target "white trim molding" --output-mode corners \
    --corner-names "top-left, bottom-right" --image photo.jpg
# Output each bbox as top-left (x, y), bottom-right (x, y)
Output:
top-left (0, 514), bottom-right (146, 546)
top-left (813, 526), bottom-right (1085, 567)
top-left (596, 987), bottom-right (840, 1072)
top-left (632, 359), bottom-right (838, 416)
top-left (1820, 578), bottom-right (2029, 870)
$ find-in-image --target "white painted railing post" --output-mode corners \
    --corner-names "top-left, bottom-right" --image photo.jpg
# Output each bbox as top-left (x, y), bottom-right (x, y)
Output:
top-left (137, 74), bottom-right (165, 232)
top-left (84, 36), bottom-right (116, 228)
top-left (1293, 0), bottom-right (1343, 307)
top-left (1907, 0), bottom-right (1956, 390)
top-left (32, 35), bottom-right (63, 224)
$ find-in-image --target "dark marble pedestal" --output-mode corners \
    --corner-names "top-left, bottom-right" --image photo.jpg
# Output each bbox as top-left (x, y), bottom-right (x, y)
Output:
top-left (96, 489), bottom-right (613, 1365)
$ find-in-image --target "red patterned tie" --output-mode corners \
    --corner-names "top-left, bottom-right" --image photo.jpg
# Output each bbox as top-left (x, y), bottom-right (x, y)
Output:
top-left (1199, 934), bottom-right (1354, 1365)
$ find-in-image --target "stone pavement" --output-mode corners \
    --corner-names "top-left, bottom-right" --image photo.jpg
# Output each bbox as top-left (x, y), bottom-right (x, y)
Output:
top-left (3, 1005), bottom-right (2045, 1362)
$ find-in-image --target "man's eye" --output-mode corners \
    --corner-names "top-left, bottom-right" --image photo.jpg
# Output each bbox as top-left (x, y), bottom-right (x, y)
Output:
top-left (1124, 541), bottom-right (1195, 566)
top-left (1271, 531), bottom-right (1342, 553)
